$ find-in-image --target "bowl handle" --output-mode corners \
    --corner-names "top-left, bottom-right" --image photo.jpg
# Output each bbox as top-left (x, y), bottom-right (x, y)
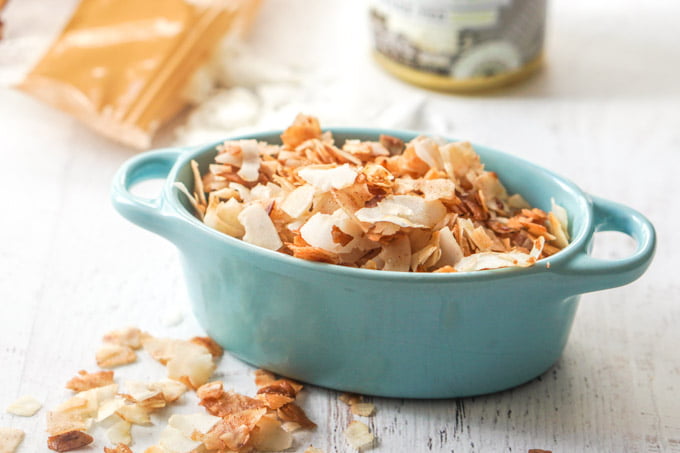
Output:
top-left (556, 195), bottom-right (656, 294)
top-left (111, 147), bottom-right (188, 241)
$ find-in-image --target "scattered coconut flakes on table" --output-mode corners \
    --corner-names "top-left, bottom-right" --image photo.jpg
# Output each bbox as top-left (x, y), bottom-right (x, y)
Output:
top-left (6, 395), bottom-right (42, 416)
top-left (179, 114), bottom-right (570, 273)
top-left (44, 327), bottom-right (322, 453)
top-left (0, 427), bottom-right (24, 453)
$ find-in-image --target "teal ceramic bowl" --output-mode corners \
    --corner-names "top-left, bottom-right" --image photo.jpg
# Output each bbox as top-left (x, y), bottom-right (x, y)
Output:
top-left (111, 129), bottom-right (655, 398)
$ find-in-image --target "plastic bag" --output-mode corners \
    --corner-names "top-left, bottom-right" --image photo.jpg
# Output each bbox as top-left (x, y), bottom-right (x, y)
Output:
top-left (17, 0), bottom-right (261, 149)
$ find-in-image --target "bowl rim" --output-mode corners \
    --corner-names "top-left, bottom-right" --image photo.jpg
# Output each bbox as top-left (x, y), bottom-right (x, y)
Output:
top-left (161, 127), bottom-right (594, 283)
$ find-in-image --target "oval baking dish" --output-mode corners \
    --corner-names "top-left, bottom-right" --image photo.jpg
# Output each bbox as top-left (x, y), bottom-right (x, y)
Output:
top-left (111, 129), bottom-right (656, 398)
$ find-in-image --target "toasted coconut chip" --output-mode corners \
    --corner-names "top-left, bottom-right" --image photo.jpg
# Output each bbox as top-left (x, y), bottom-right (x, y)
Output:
top-left (551, 199), bottom-right (569, 234)
top-left (96, 396), bottom-right (126, 422)
top-left (253, 370), bottom-right (276, 388)
top-left (142, 337), bottom-right (176, 364)
top-left (66, 370), bottom-right (114, 392)
top-left (298, 164), bottom-right (358, 191)
top-left (168, 413), bottom-right (221, 438)
top-left (356, 195), bottom-right (446, 229)
top-left (6, 395), bottom-right (42, 417)
top-left (204, 197), bottom-right (245, 238)
top-left (419, 179), bottom-right (457, 202)
top-left (174, 182), bottom-right (204, 219)
top-left (125, 380), bottom-right (162, 403)
top-left (377, 235), bottom-right (411, 272)
top-left (216, 142), bottom-right (243, 166)
top-left (332, 225), bottom-right (354, 246)
top-left (290, 244), bottom-right (341, 264)
top-left (250, 414), bottom-right (293, 452)
top-left (115, 404), bottom-right (152, 425)
top-left (159, 425), bottom-right (202, 453)
top-left (190, 337), bottom-right (223, 358)
top-left (473, 171), bottom-right (508, 204)
top-left (196, 380), bottom-right (224, 400)
top-left (338, 393), bottom-right (362, 406)
top-left (344, 420), bottom-right (374, 450)
top-left (507, 193), bottom-right (530, 210)
top-left (256, 393), bottom-right (295, 410)
top-left (143, 337), bottom-right (216, 389)
top-left (436, 226), bottom-right (463, 267)
top-left (276, 403), bottom-right (316, 429)
top-left (237, 140), bottom-right (262, 182)
top-left (413, 136), bottom-right (444, 170)
top-left (46, 411), bottom-right (88, 436)
top-left (238, 203), bottom-right (283, 251)
top-left (251, 182), bottom-right (284, 203)
top-left (167, 351), bottom-right (215, 390)
top-left (300, 209), bottom-right (364, 253)
top-left (0, 427), bottom-right (24, 453)
top-left (362, 163), bottom-right (394, 189)
top-left (257, 379), bottom-right (303, 397)
top-left (47, 430), bottom-right (93, 452)
top-left (107, 418), bottom-right (132, 446)
top-left (191, 160), bottom-right (207, 206)
top-left (281, 184), bottom-right (315, 219)
top-left (198, 382), bottom-right (265, 417)
top-left (104, 444), bottom-right (133, 453)
top-left (438, 141), bottom-right (482, 181)
top-left (281, 114), bottom-right (322, 148)
top-left (103, 327), bottom-right (144, 350)
top-left (454, 250), bottom-right (537, 272)
top-left (203, 408), bottom-right (267, 451)
top-left (351, 403), bottom-right (375, 417)
top-left (56, 383), bottom-right (118, 420)
top-left (149, 379), bottom-right (187, 403)
top-left (548, 199), bottom-right (569, 249)
top-left (410, 231), bottom-right (442, 272)
top-left (96, 343), bottom-right (136, 369)
top-left (379, 134), bottom-right (404, 155)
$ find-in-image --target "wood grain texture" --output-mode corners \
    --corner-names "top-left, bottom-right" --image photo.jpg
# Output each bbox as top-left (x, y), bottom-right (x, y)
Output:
top-left (1, 1), bottom-right (679, 452)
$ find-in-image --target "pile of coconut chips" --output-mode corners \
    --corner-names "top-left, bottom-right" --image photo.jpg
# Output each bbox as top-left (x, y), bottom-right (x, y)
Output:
top-left (43, 328), bottom-right (323, 453)
top-left (180, 114), bottom-right (569, 272)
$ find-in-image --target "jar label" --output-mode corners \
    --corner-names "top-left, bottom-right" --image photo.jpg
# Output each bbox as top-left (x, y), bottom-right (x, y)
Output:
top-left (370, 0), bottom-right (547, 79)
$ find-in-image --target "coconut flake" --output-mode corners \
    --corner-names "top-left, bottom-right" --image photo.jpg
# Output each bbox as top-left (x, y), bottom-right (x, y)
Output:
top-left (6, 395), bottom-right (42, 417)
top-left (237, 140), bottom-right (261, 182)
top-left (159, 425), bottom-right (202, 453)
top-left (238, 203), bottom-right (283, 251)
top-left (412, 136), bottom-right (444, 170)
top-left (168, 413), bottom-right (221, 437)
top-left (377, 235), bottom-right (411, 272)
top-left (454, 251), bottom-right (537, 272)
top-left (0, 428), bottom-right (24, 453)
top-left (300, 209), bottom-right (364, 253)
top-left (298, 164), bottom-right (358, 191)
top-left (249, 415), bottom-right (293, 452)
top-left (281, 184), bottom-right (315, 219)
top-left (107, 418), bottom-right (132, 446)
top-left (356, 195), bottom-right (446, 228)
top-left (96, 396), bottom-right (126, 422)
top-left (344, 420), bottom-right (374, 450)
top-left (204, 197), bottom-right (245, 238)
top-left (436, 226), bottom-right (463, 267)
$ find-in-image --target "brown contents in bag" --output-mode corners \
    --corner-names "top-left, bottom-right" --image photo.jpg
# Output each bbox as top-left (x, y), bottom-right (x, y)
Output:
top-left (17, 0), bottom-right (260, 149)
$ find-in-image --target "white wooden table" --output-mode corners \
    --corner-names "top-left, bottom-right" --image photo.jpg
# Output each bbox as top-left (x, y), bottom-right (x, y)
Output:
top-left (1, 1), bottom-right (679, 452)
